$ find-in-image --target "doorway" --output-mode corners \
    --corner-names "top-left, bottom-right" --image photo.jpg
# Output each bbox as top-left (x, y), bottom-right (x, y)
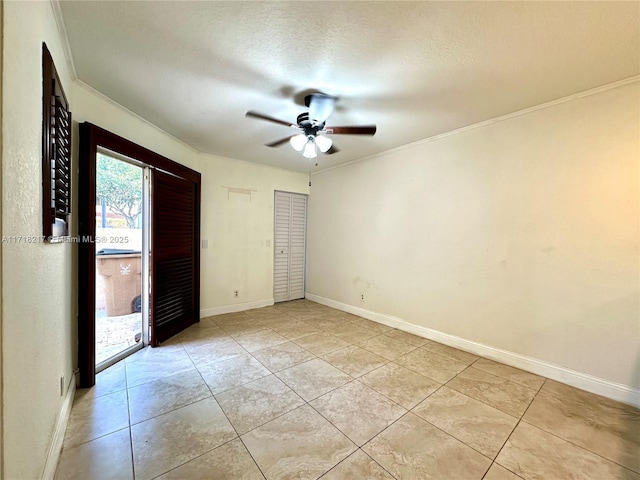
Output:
top-left (79, 122), bottom-right (201, 387)
top-left (94, 151), bottom-right (149, 371)
top-left (274, 191), bottom-right (307, 302)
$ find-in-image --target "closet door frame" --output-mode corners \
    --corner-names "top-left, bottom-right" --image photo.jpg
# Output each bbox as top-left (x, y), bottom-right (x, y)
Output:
top-left (273, 190), bottom-right (307, 303)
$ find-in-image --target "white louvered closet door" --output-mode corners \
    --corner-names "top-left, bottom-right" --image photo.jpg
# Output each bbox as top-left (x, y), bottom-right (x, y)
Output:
top-left (274, 191), bottom-right (307, 302)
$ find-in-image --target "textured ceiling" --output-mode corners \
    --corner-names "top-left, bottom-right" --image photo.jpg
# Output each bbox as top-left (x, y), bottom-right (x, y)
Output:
top-left (59, 1), bottom-right (639, 172)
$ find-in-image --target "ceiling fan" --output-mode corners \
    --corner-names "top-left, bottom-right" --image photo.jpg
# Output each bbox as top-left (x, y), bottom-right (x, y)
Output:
top-left (245, 93), bottom-right (376, 162)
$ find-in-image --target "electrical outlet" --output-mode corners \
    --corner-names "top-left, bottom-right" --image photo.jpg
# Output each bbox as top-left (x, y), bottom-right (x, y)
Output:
top-left (60, 375), bottom-right (65, 396)
top-left (234, 290), bottom-right (239, 298)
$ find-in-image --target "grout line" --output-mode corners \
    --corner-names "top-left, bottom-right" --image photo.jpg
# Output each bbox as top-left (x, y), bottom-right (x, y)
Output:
top-left (86, 301), bottom-right (639, 479)
top-left (359, 448), bottom-right (400, 480)
top-left (122, 361), bottom-right (136, 479)
top-left (516, 420), bottom-right (640, 476)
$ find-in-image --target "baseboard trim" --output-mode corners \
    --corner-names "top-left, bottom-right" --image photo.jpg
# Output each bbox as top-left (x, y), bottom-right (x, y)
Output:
top-left (42, 372), bottom-right (77, 480)
top-left (305, 293), bottom-right (640, 408)
top-left (200, 298), bottom-right (274, 318)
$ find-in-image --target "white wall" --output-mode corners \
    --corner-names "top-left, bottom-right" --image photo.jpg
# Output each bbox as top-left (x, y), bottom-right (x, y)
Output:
top-left (307, 82), bottom-right (639, 393)
top-left (2, 2), bottom-right (75, 478)
top-left (198, 155), bottom-right (308, 314)
top-left (0, 2), bottom-right (4, 476)
top-left (1, 3), bottom-right (309, 477)
top-left (73, 84), bottom-right (310, 315)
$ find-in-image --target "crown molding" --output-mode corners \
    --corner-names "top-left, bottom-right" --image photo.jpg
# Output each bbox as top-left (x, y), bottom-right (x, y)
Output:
top-left (49, 0), bottom-right (77, 81)
top-left (314, 75), bottom-right (640, 176)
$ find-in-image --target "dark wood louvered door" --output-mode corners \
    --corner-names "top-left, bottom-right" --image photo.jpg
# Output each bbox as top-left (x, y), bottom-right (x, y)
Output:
top-left (150, 169), bottom-right (201, 345)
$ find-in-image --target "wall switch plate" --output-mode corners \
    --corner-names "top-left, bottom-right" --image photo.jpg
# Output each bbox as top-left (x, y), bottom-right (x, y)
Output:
top-left (202, 239), bottom-right (208, 249)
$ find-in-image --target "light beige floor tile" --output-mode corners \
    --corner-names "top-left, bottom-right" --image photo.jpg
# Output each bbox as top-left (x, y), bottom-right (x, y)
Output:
top-left (198, 354), bottom-right (271, 394)
top-left (413, 386), bottom-right (518, 458)
top-left (496, 422), bottom-right (640, 480)
top-left (394, 348), bottom-right (468, 383)
top-left (157, 438), bottom-right (264, 480)
top-left (89, 361), bottom-right (126, 399)
top-left (359, 362), bottom-right (441, 409)
top-left (223, 322), bottom-right (268, 337)
top-left (125, 343), bottom-right (186, 364)
top-left (270, 321), bottom-right (321, 340)
top-left (215, 375), bottom-right (305, 434)
top-left (320, 450), bottom-right (394, 480)
top-left (472, 359), bottom-right (545, 391)
top-left (523, 386), bottom-right (640, 472)
top-left (258, 314), bottom-right (301, 329)
top-left (329, 311), bottom-right (365, 323)
top-left (483, 463), bottom-right (523, 480)
top-left (251, 341), bottom-right (316, 372)
top-left (235, 329), bottom-right (288, 352)
top-left (212, 312), bottom-right (254, 326)
top-left (131, 398), bottom-right (237, 480)
top-left (181, 331), bottom-right (237, 350)
top-left (242, 405), bottom-right (356, 480)
top-left (293, 332), bottom-right (351, 355)
top-left (306, 314), bottom-right (349, 331)
top-left (322, 345), bottom-right (388, 377)
top-left (349, 318), bottom-right (393, 333)
top-left (174, 329), bottom-right (233, 352)
top-left (128, 369), bottom-right (211, 424)
top-left (311, 381), bottom-right (406, 446)
top-left (171, 327), bottom-right (232, 350)
top-left (283, 308), bottom-right (326, 321)
top-left (63, 389), bottom-right (130, 449)
top-left (356, 335), bottom-right (417, 361)
top-left (542, 379), bottom-right (636, 408)
top-left (363, 412), bottom-right (491, 480)
top-left (331, 324), bottom-right (379, 343)
top-left (55, 428), bottom-right (133, 480)
top-left (245, 306), bottom-right (283, 318)
top-left (384, 329), bottom-right (431, 347)
top-left (125, 348), bottom-right (196, 388)
top-left (276, 359), bottom-right (352, 401)
top-left (421, 342), bottom-right (479, 364)
top-left (171, 322), bottom-right (229, 345)
top-left (447, 368), bottom-right (537, 417)
top-left (184, 337), bottom-right (247, 367)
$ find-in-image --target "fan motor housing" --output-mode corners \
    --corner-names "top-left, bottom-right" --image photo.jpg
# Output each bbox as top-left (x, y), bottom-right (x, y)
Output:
top-left (296, 112), bottom-right (324, 136)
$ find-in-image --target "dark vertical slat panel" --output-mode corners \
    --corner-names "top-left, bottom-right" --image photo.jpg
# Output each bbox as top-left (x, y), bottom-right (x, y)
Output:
top-left (151, 170), bottom-right (199, 345)
top-left (78, 123), bottom-right (97, 387)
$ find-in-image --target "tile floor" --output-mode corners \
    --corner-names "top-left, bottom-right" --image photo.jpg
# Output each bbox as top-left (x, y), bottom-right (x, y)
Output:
top-left (56, 300), bottom-right (640, 480)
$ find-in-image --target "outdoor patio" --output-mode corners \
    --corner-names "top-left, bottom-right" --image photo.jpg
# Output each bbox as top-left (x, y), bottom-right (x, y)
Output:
top-left (95, 310), bottom-right (142, 365)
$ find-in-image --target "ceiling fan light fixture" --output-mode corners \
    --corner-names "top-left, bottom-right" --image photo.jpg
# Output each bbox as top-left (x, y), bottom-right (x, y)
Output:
top-left (289, 133), bottom-right (307, 152)
top-left (315, 134), bottom-right (332, 153)
top-left (302, 139), bottom-right (317, 159)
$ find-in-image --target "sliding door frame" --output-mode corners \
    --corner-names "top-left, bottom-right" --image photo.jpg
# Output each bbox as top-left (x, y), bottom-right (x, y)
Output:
top-left (78, 122), bottom-right (201, 387)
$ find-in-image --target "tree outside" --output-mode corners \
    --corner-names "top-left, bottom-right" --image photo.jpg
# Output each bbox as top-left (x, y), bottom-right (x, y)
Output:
top-left (97, 153), bottom-right (142, 228)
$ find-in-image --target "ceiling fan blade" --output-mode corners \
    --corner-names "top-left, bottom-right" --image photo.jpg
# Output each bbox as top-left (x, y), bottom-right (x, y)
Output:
top-left (265, 136), bottom-right (293, 147)
top-left (246, 111), bottom-right (295, 128)
top-left (324, 125), bottom-right (377, 136)
top-left (307, 94), bottom-right (336, 125)
top-left (324, 144), bottom-right (340, 155)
